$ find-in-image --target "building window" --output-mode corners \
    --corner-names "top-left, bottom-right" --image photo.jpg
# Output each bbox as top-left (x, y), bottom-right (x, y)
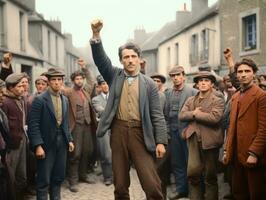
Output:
top-left (0, 2), bottom-right (6, 48)
top-left (243, 14), bottom-right (256, 50)
top-left (190, 34), bottom-right (198, 66)
top-left (200, 29), bottom-right (209, 61)
top-left (167, 47), bottom-right (171, 69)
top-left (48, 30), bottom-right (51, 61)
top-left (55, 36), bottom-right (58, 65)
top-left (239, 8), bottom-right (260, 56)
top-left (19, 11), bottom-right (25, 51)
top-left (175, 43), bottom-right (179, 65)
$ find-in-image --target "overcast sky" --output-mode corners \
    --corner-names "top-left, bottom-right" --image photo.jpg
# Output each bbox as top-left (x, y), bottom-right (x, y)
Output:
top-left (36, 0), bottom-right (217, 66)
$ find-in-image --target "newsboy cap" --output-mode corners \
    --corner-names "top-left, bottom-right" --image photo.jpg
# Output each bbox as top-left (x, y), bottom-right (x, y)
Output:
top-left (193, 71), bottom-right (216, 83)
top-left (45, 67), bottom-right (65, 78)
top-left (168, 66), bottom-right (185, 75)
top-left (96, 75), bottom-right (105, 85)
top-left (5, 72), bottom-right (25, 86)
top-left (150, 73), bottom-right (166, 83)
top-left (35, 75), bottom-right (48, 84)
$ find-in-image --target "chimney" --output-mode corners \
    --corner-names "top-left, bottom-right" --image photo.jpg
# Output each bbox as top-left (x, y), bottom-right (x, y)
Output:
top-left (48, 20), bottom-right (62, 33)
top-left (191, 0), bottom-right (208, 17)
top-left (134, 28), bottom-right (147, 45)
top-left (176, 4), bottom-right (191, 27)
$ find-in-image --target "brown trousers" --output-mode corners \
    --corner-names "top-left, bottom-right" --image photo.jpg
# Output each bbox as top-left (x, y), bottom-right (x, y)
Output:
top-left (232, 160), bottom-right (266, 200)
top-left (111, 119), bottom-right (163, 200)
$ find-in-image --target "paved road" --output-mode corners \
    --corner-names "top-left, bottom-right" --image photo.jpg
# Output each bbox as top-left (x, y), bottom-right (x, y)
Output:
top-left (25, 169), bottom-right (229, 200)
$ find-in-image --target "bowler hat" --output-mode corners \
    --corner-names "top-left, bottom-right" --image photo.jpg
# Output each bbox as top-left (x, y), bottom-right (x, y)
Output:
top-left (193, 71), bottom-right (216, 83)
top-left (150, 73), bottom-right (166, 83)
top-left (96, 75), bottom-right (105, 85)
top-left (45, 67), bottom-right (65, 77)
top-left (168, 66), bottom-right (185, 75)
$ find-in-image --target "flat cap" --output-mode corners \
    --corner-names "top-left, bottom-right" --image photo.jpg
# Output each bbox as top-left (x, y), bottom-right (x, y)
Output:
top-left (168, 66), bottom-right (185, 75)
top-left (5, 72), bottom-right (25, 86)
top-left (35, 75), bottom-right (48, 83)
top-left (150, 73), bottom-right (166, 83)
top-left (96, 75), bottom-right (105, 85)
top-left (193, 71), bottom-right (216, 83)
top-left (45, 67), bottom-right (65, 77)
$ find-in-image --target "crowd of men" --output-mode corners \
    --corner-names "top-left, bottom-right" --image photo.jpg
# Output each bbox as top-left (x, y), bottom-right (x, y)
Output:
top-left (0, 19), bottom-right (266, 200)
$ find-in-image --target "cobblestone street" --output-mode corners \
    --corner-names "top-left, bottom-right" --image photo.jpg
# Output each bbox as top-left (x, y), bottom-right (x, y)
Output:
top-left (25, 168), bottom-right (229, 200)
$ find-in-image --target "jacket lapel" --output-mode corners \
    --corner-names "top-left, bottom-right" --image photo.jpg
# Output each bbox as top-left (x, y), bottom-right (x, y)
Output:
top-left (115, 70), bottom-right (126, 98)
top-left (238, 85), bottom-right (258, 118)
top-left (43, 91), bottom-right (56, 121)
top-left (139, 74), bottom-right (147, 117)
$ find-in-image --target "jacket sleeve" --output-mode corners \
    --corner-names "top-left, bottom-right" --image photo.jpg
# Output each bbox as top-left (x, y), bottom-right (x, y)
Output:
top-left (0, 63), bottom-right (13, 81)
top-left (248, 93), bottom-right (266, 158)
top-left (28, 97), bottom-right (44, 150)
top-left (64, 98), bottom-right (73, 143)
top-left (149, 81), bottom-right (168, 145)
top-left (90, 41), bottom-right (116, 85)
top-left (82, 66), bottom-right (95, 95)
top-left (179, 97), bottom-right (195, 122)
top-left (91, 96), bottom-right (105, 117)
top-left (194, 97), bottom-right (225, 125)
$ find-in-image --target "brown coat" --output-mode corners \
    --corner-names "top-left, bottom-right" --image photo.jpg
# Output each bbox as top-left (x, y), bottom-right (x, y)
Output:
top-left (179, 91), bottom-right (225, 149)
top-left (1, 92), bottom-right (27, 149)
top-left (63, 67), bottom-right (97, 132)
top-left (224, 85), bottom-right (266, 167)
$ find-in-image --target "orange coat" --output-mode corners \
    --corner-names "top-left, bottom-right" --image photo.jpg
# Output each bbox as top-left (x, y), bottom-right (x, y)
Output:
top-left (224, 85), bottom-right (266, 167)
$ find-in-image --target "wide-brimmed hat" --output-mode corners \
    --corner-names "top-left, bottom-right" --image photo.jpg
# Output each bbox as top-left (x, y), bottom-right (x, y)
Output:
top-left (193, 71), bottom-right (216, 83)
top-left (45, 67), bottom-right (65, 78)
top-left (150, 73), bottom-right (166, 83)
top-left (168, 66), bottom-right (185, 75)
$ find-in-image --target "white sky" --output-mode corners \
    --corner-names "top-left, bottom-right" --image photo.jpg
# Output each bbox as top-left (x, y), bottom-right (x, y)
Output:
top-left (36, 0), bottom-right (217, 66)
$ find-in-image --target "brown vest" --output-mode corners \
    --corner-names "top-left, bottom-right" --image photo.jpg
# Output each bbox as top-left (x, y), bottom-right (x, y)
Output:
top-left (116, 78), bottom-right (140, 121)
top-left (75, 90), bottom-right (91, 125)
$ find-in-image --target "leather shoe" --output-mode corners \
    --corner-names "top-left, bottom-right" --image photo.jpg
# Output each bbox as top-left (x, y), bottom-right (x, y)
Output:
top-left (168, 192), bottom-right (188, 200)
top-left (69, 185), bottom-right (79, 193)
top-left (80, 176), bottom-right (96, 184)
top-left (104, 179), bottom-right (112, 186)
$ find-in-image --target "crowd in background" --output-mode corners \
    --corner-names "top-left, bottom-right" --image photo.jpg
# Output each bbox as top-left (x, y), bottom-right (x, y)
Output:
top-left (0, 20), bottom-right (266, 200)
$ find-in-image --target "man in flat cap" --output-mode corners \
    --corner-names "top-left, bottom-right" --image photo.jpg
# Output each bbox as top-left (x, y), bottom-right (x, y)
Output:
top-left (92, 75), bottom-right (113, 186)
top-left (164, 66), bottom-right (197, 199)
top-left (1, 72), bottom-right (28, 199)
top-left (62, 59), bottom-right (97, 192)
top-left (179, 71), bottom-right (225, 199)
top-left (28, 67), bottom-right (74, 200)
top-left (150, 73), bottom-right (166, 92)
top-left (90, 19), bottom-right (167, 199)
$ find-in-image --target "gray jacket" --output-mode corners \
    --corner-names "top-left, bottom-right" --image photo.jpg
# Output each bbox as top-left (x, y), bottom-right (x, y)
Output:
top-left (91, 41), bottom-right (168, 152)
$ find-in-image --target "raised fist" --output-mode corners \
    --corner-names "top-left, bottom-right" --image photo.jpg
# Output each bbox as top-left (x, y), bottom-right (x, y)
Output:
top-left (223, 48), bottom-right (232, 60)
top-left (77, 58), bottom-right (86, 68)
top-left (3, 52), bottom-right (12, 65)
top-left (91, 19), bottom-right (103, 36)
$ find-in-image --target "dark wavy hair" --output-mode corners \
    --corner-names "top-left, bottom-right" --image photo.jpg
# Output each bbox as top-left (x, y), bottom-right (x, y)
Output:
top-left (70, 70), bottom-right (85, 81)
top-left (118, 42), bottom-right (141, 61)
top-left (234, 58), bottom-right (258, 73)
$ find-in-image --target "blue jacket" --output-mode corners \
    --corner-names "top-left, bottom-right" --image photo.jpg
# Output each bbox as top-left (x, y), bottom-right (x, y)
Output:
top-left (28, 90), bottom-right (73, 151)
